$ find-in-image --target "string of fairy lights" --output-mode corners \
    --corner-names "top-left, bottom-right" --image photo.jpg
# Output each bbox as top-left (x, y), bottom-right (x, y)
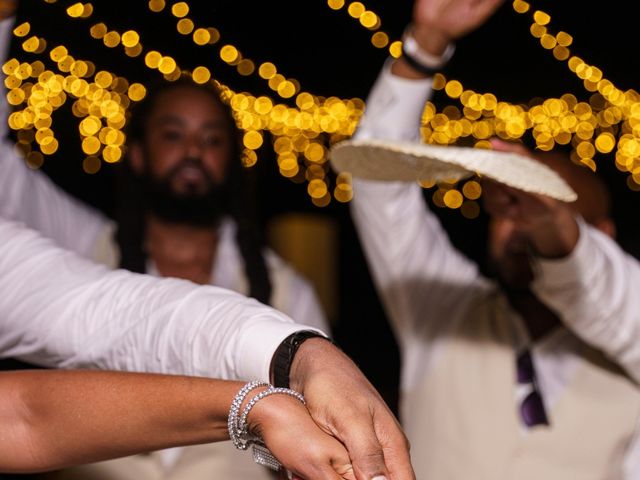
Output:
top-left (3, 0), bottom-right (640, 213)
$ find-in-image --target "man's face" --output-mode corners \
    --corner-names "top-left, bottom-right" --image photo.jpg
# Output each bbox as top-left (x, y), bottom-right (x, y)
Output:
top-left (140, 85), bottom-right (233, 195)
top-left (487, 217), bottom-right (535, 291)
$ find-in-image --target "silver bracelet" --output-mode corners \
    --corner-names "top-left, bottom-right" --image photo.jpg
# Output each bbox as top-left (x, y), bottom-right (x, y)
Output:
top-left (228, 382), bottom-right (305, 471)
top-left (228, 380), bottom-right (269, 450)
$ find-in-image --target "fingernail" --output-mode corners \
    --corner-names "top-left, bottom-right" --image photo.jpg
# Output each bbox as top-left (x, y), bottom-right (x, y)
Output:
top-left (371, 477), bottom-right (388, 480)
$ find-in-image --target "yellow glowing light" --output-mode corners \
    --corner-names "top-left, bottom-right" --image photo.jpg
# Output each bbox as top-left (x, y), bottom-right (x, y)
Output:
top-left (595, 132), bottom-right (615, 153)
top-left (158, 56), bottom-right (177, 74)
top-left (304, 143), bottom-right (325, 162)
top-left (103, 145), bottom-right (123, 163)
top-left (148, 0), bottom-right (165, 12)
top-left (192, 66), bottom-right (211, 84)
top-left (334, 187), bottom-right (353, 203)
top-left (308, 179), bottom-right (328, 198)
top-left (445, 80), bottom-right (463, 98)
top-left (277, 81), bottom-right (296, 98)
top-left (40, 138), bottom-right (59, 155)
top-left (79, 116), bottom-right (101, 136)
top-left (242, 149), bottom-right (258, 167)
top-left (512, 0), bottom-right (530, 13)
top-left (192, 28), bottom-right (211, 45)
top-left (243, 130), bottom-right (263, 150)
top-left (540, 33), bottom-right (557, 50)
top-left (556, 31), bottom-right (573, 47)
top-left (125, 44), bottom-right (144, 57)
top-left (237, 59), bottom-right (255, 76)
top-left (177, 18), bottom-right (194, 35)
top-left (533, 10), bottom-right (551, 25)
top-left (347, 2), bottom-right (365, 18)
top-left (462, 180), bottom-right (482, 200)
top-left (206, 27), bottom-right (220, 44)
top-left (21, 36), bottom-right (39, 53)
top-left (66, 3), bottom-right (85, 18)
top-left (171, 2), bottom-right (189, 17)
top-left (220, 45), bottom-right (239, 63)
top-left (327, 0), bottom-right (345, 10)
top-left (90, 23), bottom-right (107, 39)
top-left (50, 46), bottom-right (68, 62)
top-left (103, 31), bottom-right (121, 48)
top-left (371, 31), bottom-right (389, 48)
top-left (121, 30), bottom-right (140, 48)
top-left (258, 62), bottom-right (277, 79)
top-left (384, 41), bottom-right (402, 60)
top-left (359, 11), bottom-right (378, 28)
top-left (312, 193), bottom-right (331, 208)
top-left (82, 136), bottom-right (101, 154)
top-left (13, 22), bottom-right (31, 37)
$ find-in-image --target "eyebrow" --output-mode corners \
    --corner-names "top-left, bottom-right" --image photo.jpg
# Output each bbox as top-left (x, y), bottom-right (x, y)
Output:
top-left (153, 115), bottom-right (228, 130)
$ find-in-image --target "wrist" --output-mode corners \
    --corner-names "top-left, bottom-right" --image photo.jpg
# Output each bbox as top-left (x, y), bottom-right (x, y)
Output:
top-left (395, 24), bottom-right (455, 78)
top-left (289, 338), bottom-right (340, 393)
top-left (270, 331), bottom-right (330, 388)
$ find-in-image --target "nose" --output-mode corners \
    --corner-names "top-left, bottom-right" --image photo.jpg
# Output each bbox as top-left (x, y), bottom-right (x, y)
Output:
top-left (186, 135), bottom-right (205, 160)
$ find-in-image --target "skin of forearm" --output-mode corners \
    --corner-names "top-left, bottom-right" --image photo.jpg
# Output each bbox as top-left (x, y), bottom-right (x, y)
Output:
top-left (0, 370), bottom-right (243, 472)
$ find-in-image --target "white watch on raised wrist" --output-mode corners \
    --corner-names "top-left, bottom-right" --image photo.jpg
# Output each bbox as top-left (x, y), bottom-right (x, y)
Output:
top-left (402, 26), bottom-right (455, 70)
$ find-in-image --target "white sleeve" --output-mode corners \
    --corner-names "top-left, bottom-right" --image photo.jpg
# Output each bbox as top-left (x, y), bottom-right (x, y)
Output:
top-left (349, 62), bottom-right (484, 347)
top-left (0, 17), bottom-right (108, 258)
top-left (0, 220), bottom-right (316, 382)
top-left (531, 220), bottom-right (640, 383)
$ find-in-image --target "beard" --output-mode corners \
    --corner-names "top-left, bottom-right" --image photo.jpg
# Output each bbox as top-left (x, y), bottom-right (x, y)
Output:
top-left (140, 158), bottom-right (230, 227)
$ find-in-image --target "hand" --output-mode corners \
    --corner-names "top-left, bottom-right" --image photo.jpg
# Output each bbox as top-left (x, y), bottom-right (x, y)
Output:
top-left (249, 392), bottom-right (356, 480)
top-left (289, 339), bottom-right (414, 480)
top-left (483, 139), bottom-right (580, 258)
top-left (411, 0), bottom-right (504, 56)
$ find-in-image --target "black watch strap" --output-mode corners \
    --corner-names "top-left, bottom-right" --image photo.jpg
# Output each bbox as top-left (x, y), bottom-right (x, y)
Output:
top-left (272, 330), bottom-right (328, 388)
top-left (400, 44), bottom-right (444, 76)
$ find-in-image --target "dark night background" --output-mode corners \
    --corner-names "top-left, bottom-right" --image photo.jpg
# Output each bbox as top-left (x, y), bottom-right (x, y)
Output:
top-left (9, 0), bottom-right (640, 413)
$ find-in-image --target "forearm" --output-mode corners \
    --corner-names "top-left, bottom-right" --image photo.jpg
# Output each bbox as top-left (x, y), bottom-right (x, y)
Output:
top-left (0, 370), bottom-right (242, 472)
top-left (532, 222), bottom-right (640, 381)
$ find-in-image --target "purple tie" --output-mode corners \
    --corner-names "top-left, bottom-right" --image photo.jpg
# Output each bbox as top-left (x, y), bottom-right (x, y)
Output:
top-left (517, 350), bottom-right (549, 427)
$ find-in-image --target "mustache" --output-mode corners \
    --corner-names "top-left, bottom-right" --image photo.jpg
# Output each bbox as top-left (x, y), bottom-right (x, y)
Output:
top-left (165, 158), bottom-right (211, 178)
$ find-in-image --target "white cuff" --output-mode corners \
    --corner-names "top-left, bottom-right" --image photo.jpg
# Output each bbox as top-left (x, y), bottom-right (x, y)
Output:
top-left (235, 318), bottom-right (326, 382)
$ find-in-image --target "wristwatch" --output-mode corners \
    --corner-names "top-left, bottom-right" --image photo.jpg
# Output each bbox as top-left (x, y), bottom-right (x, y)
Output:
top-left (271, 330), bottom-right (329, 388)
top-left (401, 25), bottom-right (455, 75)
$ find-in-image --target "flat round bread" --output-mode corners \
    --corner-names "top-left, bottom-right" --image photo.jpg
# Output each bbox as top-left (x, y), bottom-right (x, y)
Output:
top-left (330, 138), bottom-right (577, 202)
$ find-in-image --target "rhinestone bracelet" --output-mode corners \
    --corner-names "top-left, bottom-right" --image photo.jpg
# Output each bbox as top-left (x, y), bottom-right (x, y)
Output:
top-left (228, 382), bottom-right (305, 471)
top-left (228, 380), bottom-right (269, 450)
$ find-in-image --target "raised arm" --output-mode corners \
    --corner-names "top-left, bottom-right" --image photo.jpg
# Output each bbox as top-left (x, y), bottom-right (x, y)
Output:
top-left (0, 14), bottom-right (108, 258)
top-left (350, 0), bottom-right (502, 344)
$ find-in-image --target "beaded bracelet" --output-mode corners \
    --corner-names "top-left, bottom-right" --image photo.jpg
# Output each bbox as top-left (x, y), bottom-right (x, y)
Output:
top-left (228, 381), bottom-right (306, 471)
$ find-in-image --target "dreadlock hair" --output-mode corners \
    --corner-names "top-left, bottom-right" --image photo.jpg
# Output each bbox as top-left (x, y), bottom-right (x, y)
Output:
top-left (115, 76), bottom-right (272, 305)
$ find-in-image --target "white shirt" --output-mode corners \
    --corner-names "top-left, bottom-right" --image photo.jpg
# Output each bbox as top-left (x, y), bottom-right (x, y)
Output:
top-left (0, 220), bottom-right (315, 382)
top-left (350, 61), bottom-right (640, 477)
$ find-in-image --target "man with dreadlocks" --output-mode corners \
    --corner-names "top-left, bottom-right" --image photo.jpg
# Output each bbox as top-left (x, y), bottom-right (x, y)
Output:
top-left (0, 12), bottom-right (328, 480)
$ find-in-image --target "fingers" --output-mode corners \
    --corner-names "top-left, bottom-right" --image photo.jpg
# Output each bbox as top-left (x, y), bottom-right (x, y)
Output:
top-left (489, 138), bottom-right (532, 157)
top-left (332, 406), bottom-right (414, 480)
top-left (374, 417), bottom-right (414, 480)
